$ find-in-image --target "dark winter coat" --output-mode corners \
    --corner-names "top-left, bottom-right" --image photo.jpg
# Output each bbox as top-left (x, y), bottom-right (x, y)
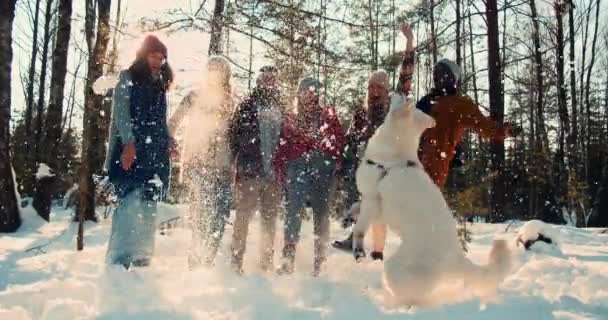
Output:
top-left (273, 106), bottom-right (345, 186)
top-left (419, 95), bottom-right (510, 188)
top-left (107, 70), bottom-right (171, 199)
top-left (228, 87), bottom-right (283, 180)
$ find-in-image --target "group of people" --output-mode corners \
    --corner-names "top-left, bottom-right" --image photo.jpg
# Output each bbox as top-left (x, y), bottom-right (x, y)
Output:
top-left (103, 22), bottom-right (513, 276)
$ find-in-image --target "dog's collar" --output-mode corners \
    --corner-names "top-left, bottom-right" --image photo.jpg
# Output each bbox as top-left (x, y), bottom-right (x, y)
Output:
top-left (365, 158), bottom-right (417, 180)
top-left (365, 159), bottom-right (417, 169)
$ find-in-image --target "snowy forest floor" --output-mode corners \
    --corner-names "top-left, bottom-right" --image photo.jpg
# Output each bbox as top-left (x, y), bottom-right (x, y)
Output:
top-left (1, 204), bottom-right (607, 320)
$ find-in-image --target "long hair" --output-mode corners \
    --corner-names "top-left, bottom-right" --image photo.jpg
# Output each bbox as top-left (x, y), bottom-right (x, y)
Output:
top-left (364, 70), bottom-right (390, 128)
top-left (206, 56), bottom-right (233, 111)
top-left (128, 35), bottom-right (173, 90)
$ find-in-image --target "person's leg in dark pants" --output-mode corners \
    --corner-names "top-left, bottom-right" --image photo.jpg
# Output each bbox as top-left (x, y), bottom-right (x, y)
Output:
top-left (230, 178), bottom-right (259, 274)
top-left (278, 157), bottom-right (310, 275)
top-left (259, 180), bottom-right (281, 271)
top-left (309, 154), bottom-right (336, 276)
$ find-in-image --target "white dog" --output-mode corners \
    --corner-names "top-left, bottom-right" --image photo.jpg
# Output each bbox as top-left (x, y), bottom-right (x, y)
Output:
top-left (352, 94), bottom-right (511, 307)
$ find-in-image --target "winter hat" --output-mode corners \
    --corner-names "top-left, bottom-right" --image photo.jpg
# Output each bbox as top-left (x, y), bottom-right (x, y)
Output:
top-left (256, 65), bottom-right (277, 86)
top-left (433, 58), bottom-right (463, 93)
top-left (368, 69), bottom-right (390, 89)
top-left (297, 76), bottom-right (321, 95)
top-left (259, 65), bottom-right (277, 74)
top-left (137, 35), bottom-right (168, 60)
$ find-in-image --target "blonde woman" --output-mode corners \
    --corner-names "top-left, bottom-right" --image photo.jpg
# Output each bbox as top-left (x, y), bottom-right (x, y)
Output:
top-left (169, 56), bottom-right (235, 267)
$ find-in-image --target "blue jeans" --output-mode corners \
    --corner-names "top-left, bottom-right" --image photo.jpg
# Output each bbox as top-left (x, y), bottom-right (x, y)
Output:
top-left (106, 187), bottom-right (158, 266)
top-left (284, 152), bottom-right (336, 245)
top-left (189, 166), bottom-right (232, 264)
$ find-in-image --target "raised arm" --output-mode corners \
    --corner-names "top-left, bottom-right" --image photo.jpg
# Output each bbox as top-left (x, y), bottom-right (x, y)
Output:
top-left (397, 22), bottom-right (416, 96)
top-left (460, 97), bottom-right (511, 140)
top-left (112, 71), bottom-right (135, 145)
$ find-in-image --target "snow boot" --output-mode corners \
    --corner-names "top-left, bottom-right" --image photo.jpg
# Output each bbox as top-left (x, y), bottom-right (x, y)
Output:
top-left (276, 243), bottom-right (296, 275)
top-left (332, 232), bottom-right (353, 252)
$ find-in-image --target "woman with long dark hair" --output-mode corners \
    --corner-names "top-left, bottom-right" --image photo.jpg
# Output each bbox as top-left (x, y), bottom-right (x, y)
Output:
top-left (105, 35), bottom-right (175, 269)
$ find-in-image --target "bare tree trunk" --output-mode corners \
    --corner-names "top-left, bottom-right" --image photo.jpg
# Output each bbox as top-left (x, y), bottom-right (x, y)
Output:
top-left (456, 0), bottom-right (462, 66)
top-left (555, 2), bottom-right (570, 220)
top-left (429, 0), bottom-right (438, 64)
top-left (0, 0), bottom-right (22, 233)
top-left (34, 0), bottom-right (56, 166)
top-left (578, 1), bottom-right (591, 172)
top-left (247, 2), bottom-right (255, 90)
top-left (555, 3), bottom-right (570, 158)
top-left (78, 0), bottom-right (112, 250)
top-left (584, 0), bottom-right (601, 184)
top-left (107, 0), bottom-right (122, 74)
top-left (529, 0), bottom-right (543, 219)
top-left (391, 0), bottom-right (396, 87)
top-left (527, 86), bottom-right (537, 218)
top-left (605, 62), bottom-right (608, 137)
top-left (500, 1), bottom-right (507, 89)
top-left (24, 0), bottom-right (42, 193)
top-left (62, 50), bottom-right (84, 134)
top-left (568, 3), bottom-right (578, 166)
top-left (467, 5), bottom-right (479, 104)
top-left (35, 0), bottom-right (73, 221)
top-left (530, 0), bottom-right (549, 151)
top-left (85, 0), bottom-right (96, 55)
top-left (208, 0), bottom-right (226, 55)
top-left (366, 0), bottom-right (378, 71)
top-left (486, 0), bottom-right (506, 222)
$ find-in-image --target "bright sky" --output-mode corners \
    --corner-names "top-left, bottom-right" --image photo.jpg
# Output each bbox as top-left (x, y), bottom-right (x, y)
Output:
top-left (10, 0), bottom-right (271, 127)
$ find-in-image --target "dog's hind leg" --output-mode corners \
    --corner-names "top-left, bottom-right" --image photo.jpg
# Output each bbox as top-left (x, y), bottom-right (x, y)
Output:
top-left (352, 195), bottom-right (381, 260)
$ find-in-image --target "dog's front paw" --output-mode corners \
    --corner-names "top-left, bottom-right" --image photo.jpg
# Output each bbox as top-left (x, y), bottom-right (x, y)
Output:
top-left (353, 247), bottom-right (366, 262)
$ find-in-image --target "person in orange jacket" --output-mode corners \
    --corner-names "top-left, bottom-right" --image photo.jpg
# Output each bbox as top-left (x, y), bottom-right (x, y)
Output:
top-left (417, 58), bottom-right (513, 189)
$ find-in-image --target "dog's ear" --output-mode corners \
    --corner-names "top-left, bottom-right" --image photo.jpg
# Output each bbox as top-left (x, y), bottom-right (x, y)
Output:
top-left (414, 109), bottom-right (436, 130)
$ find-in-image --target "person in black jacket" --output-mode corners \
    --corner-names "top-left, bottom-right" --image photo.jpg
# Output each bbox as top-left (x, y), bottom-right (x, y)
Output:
top-left (227, 66), bottom-right (285, 274)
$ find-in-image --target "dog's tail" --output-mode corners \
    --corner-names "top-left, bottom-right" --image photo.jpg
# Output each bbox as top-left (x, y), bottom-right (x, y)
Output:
top-left (461, 239), bottom-right (511, 296)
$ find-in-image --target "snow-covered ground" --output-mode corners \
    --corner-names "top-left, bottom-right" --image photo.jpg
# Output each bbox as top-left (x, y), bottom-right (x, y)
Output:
top-left (1, 204), bottom-right (607, 320)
